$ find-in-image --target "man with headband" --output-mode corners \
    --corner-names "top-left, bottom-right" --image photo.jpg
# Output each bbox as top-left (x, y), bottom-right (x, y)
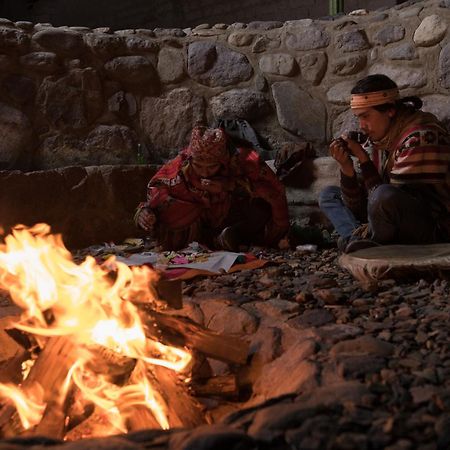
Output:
top-left (135, 125), bottom-right (289, 251)
top-left (319, 74), bottom-right (449, 253)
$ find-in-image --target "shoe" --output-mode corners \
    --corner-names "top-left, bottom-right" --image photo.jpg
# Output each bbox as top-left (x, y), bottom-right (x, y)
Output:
top-left (344, 238), bottom-right (380, 254)
top-left (216, 226), bottom-right (240, 252)
top-left (337, 236), bottom-right (350, 252)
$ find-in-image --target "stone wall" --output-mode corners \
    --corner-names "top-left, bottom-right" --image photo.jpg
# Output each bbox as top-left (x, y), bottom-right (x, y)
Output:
top-left (1, 0), bottom-right (400, 30)
top-left (0, 0), bottom-right (449, 171)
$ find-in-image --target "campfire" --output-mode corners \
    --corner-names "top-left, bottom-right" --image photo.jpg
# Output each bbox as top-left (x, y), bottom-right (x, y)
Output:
top-left (0, 224), bottom-right (248, 440)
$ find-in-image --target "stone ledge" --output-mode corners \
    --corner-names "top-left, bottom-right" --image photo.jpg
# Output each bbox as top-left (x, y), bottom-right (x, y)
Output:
top-left (0, 165), bottom-right (157, 248)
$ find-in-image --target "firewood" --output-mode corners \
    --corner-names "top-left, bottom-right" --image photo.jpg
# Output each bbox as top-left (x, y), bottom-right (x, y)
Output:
top-left (0, 350), bottom-right (29, 384)
top-left (150, 365), bottom-right (206, 429)
top-left (191, 375), bottom-right (238, 399)
top-left (84, 345), bottom-right (136, 384)
top-left (0, 316), bottom-right (27, 365)
top-left (126, 406), bottom-right (161, 431)
top-left (0, 336), bottom-right (78, 438)
top-left (141, 310), bottom-right (249, 365)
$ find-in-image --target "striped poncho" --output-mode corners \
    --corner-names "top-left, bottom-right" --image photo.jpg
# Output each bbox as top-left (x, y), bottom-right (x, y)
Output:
top-left (340, 107), bottom-right (450, 238)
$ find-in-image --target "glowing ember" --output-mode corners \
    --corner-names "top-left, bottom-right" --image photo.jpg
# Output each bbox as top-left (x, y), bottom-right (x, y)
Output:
top-left (0, 224), bottom-right (191, 435)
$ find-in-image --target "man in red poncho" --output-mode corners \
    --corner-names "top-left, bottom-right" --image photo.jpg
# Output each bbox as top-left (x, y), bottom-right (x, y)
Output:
top-left (135, 125), bottom-right (289, 251)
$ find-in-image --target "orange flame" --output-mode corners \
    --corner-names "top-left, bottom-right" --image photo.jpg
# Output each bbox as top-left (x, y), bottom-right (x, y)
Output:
top-left (0, 383), bottom-right (45, 429)
top-left (0, 224), bottom-right (191, 434)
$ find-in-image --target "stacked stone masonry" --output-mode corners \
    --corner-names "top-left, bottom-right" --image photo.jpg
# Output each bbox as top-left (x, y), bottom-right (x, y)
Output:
top-left (0, 0), bottom-right (448, 170)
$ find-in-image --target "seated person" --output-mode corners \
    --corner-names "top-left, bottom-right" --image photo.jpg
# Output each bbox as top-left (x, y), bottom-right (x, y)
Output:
top-left (135, 125), bottom-right (289, 251)
top-left (319, 74), bottom-right (450, 253)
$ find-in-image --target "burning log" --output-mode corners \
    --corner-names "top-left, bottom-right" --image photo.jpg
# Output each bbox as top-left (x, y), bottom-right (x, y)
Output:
top-left (0, 336), bottom-right (77, 438)
top-left (0, 316), bottom-right (29, 384)
top-left (192, 375), bottom-right (238, 400)
top-left (150, 365), bottom-right (205, 429)
top-left (142, 310), bottom-right (249, 366)
top-left (0, 224), bottom-right (246, 440)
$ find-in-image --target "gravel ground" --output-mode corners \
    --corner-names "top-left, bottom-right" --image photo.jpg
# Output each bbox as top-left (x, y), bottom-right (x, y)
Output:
top-left (0, 246), bottom-right (449, 450)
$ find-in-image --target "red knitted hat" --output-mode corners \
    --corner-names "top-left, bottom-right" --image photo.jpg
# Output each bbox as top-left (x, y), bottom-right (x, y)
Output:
top-left (189, 126), bottom-right (227, 164)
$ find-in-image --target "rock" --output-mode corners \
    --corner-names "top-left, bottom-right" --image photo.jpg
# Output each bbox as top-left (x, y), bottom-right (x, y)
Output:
top-left (272, 81), bottom-right (326, 141)
top-left (298, 52), bottom-right (327, 85)
top-left (251, 35), bottom-right (281, 53)
top-left (140, 88), bottom-right (205, 160)
top-left (210, 88), bottom-right (271, 120)
top-left (252, 339), bottom-right (318, 399)
top-left (422, 94), bottom-right (450, 129)
top-left (313, 287), bottom-right (345, 305)
top-left (0, 54), bottom-right (14, 72)
top-left (0, 165), bottom-right (157, 248)
top-left (83, 125), bottom-right (139, 165)
top-left (201, 300), bottom-right (258, 336)
top-left (0, 103), bottom-right (33, 170)
top-left (332, 109), bottom-right (360, 138)
top-left (438, 44), bottom-right (450, 88)
top-left (0, 26), bottom-right (30, 52)
top-left (330, 336), bottom-right (395, 358)
top-left (20, 51), bottom-right (60, 73)
top-left (246, 401), bottom-right (325, 442)
top-left (373, 25), bottom-right (405, 45)
top-left (187, 42), bottom-right (253, 87)
top-left (327, 80), bottom-right (356, 104)
top-left (385, 43), bottom-right (418, 60)
top-left (2, 74), bottom-right (36, 105)
top-left (247, 325), bottom-right (282, 365)
top-left (228, 32), bottom-right (254, 47)
top-left (332, 54), bottom-right (366, 75)
top-left (125, 36), bottom-right (158, 53)
top-left (288, 308), bottom-right (334, 328)
top-left (285, 25), bottom-right (330, 51)
top-left (435, 414), bottom-right (450, 450)
top-left (336, 355), bottom-right (386, 378)
top-left (84, 32), bottom-right (125, 57)
top-left (253, 299), bottom-right (300, 319)
top-left (314, 324), bottom-right (363, 344)
top-left (157, 47), bottom-right (185, 84)
top-left (409, 385), bottom-right (438, 404)
top-left (104, 56), bottom-right (158, 88)
top-left (368, 63), bottom-right (427, 89)
top-left (259, 53), bottom-right (297, 76)
top-left (36, 125), bottom-right (138, 168)
top-left (335, 30), bottom-right (370, 52)
top-left (108, 91), bottom-right (137, 117)
top-left (32, 28), bottom-right (84, 55)
top-left (413, 14), bottom-right (447, 47)
top-left (247, 21), bottom-right (283, 30)
top-left (36, 68), bottom-right (103, 131)
top-left (296, 380), bottom-right (372, 409)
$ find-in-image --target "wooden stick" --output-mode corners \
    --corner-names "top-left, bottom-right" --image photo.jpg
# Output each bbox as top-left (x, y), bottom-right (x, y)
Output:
top-left (150, 365), bottom-right (206, 429)
top-left (141, 310), bottom-right (249, 365)
top-left (0, 336), bottom-right (77, 438)
top-left (192, 375), bottom-right (238, 399)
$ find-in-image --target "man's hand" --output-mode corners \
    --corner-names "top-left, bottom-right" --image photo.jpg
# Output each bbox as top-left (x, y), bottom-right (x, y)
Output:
top-left (137, 208), bottom-right (156, 231)
top-left (342, 134), bottom-right (370, 164)
top-left (329, 138), bottom-right (355, 176)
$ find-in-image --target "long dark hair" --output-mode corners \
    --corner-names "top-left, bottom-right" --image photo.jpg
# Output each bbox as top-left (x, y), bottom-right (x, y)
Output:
top-left (351, 74), bottom-right (422, 112)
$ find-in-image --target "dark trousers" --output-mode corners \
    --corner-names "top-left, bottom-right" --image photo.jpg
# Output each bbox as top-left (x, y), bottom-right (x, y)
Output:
top-left (368, 184), bottom-right (438, 244)
top-left (222, 197), bottom-right (272, 246)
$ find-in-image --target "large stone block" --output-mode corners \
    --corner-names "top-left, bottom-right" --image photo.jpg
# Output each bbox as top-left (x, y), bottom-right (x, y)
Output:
top-left (0, 103), bottom-right (33, 170)
top-left (272, 81), bottom-right (326, 142)
top-left (0, 165), bottom-right (157, 249)
top-left (140, 88), bottom-right (205, 160)
top-left (187, 42), bottom-right (253, 87)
